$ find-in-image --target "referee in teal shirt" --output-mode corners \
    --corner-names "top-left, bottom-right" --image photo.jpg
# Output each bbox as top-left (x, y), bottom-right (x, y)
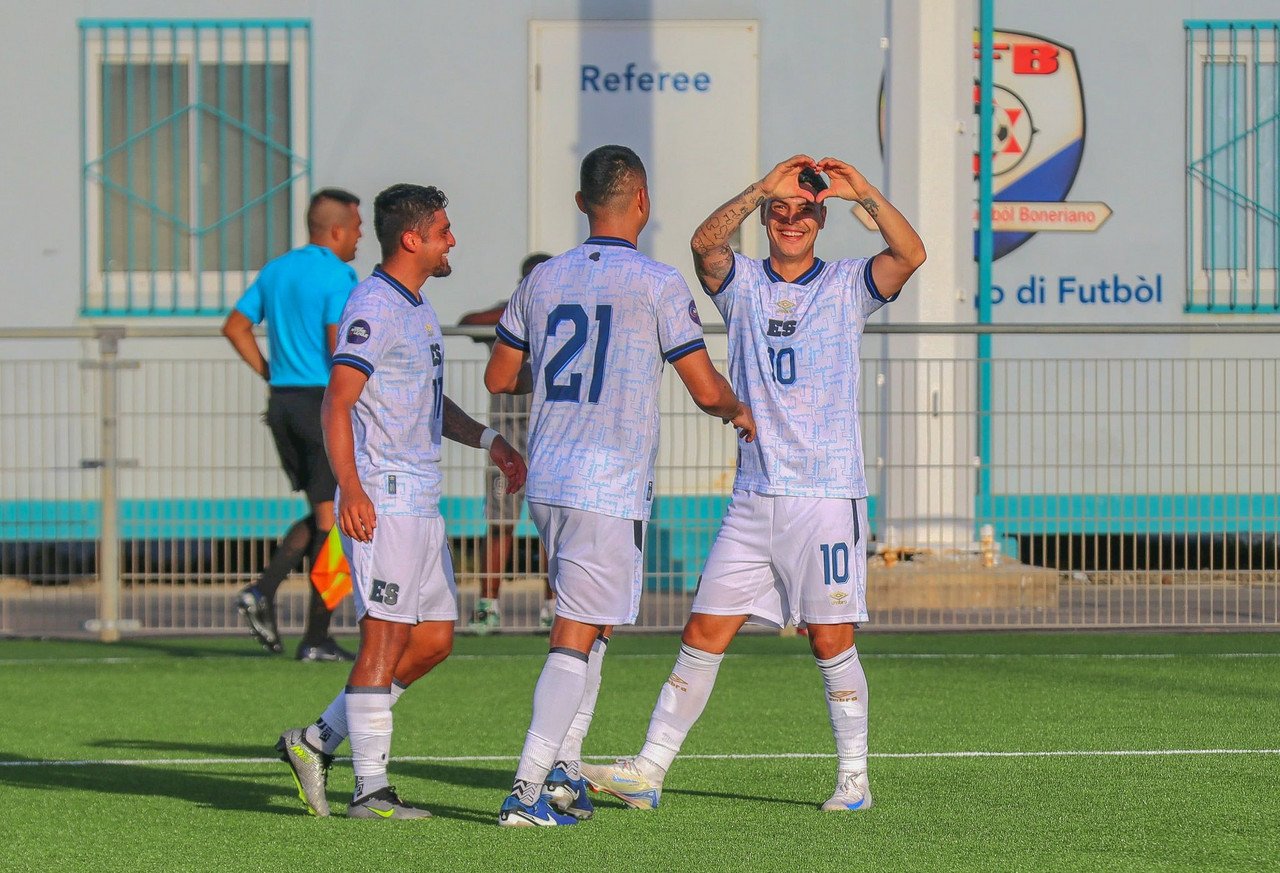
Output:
top-left (222, 188), bottom-right (362, 661)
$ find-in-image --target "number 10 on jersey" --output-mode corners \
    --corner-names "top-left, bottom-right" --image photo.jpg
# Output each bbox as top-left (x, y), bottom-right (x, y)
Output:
top-left (544, 303), bottom-right (613, 403)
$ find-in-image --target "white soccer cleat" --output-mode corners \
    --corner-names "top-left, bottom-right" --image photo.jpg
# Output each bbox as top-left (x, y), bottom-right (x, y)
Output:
top-left (821, 771), bottom-right (874, 811)
top-left (580, 757), bottom-right (662, 810)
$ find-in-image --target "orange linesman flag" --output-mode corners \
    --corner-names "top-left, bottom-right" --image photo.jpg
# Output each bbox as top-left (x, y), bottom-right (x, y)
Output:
top-left (310, 526), bottom-right (352, 609)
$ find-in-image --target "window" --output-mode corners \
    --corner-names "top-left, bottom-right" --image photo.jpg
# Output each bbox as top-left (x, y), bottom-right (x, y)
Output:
top-left (80, 20), bottom-right (311, 316)
top-left (1185, 21), bottom-right (1279, 312)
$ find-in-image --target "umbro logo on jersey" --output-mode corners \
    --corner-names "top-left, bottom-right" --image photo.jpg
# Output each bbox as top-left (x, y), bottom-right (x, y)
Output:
top-left (777, 299), bottom-right (796, 313)
top-left (666, 673), bottom-right (690, 692)
top-left (347, 320), bottom-right (371, 344)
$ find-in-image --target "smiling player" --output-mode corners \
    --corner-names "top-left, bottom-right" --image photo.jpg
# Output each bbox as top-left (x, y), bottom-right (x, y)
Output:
top-left (581, 155), bottom-right (926, 812)
top-left (275, 184), bottom-right (527, 820)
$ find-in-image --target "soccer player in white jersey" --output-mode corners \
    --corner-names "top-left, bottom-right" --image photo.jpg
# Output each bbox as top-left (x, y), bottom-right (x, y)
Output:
top-left (485, 145), bottom-right (756, 826)
top-left (581, 155), bottom-right (926, 812)
top-left (274, 184), bottom-right (527, 820)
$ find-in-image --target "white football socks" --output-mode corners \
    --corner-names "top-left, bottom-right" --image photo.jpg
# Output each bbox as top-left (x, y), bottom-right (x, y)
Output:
top-left (815, 645), bottom-right (869, 779)
top-left (637, 644), bottom-right (724, 776)
top-left (555, 634), bottom-right (608, 780)
top-left (513, 648), bottom-right (590, 804)
top-left (306, 678), bottom-right (407, 755)
top-left (345, 686), bottom-right (394, 800)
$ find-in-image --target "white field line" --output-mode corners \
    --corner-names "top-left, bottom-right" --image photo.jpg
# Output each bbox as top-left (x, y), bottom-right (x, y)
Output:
top-left (2, 748), bottom-right (1278, 769)
top-left (3, 651), bottom-right (1280, 667)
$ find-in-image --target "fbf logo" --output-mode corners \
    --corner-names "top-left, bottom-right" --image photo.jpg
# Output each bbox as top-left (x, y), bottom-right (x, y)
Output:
top-left (878, 29), bottom-right (1109, 259)
top-left (973, 30), bottom-right (1102, 259)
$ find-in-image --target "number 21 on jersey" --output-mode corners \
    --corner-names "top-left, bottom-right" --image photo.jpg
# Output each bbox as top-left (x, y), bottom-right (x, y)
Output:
top-left (544, 303), bottom-right (612, 403)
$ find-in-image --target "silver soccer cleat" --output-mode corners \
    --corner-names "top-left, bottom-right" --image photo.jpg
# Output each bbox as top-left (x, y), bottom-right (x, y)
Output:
top-left (579, 757), bottom-right (662, 810)
top-left (276, 727), bottom-right (333, 817)
top-left (821, 771), bottom-right (874, 812)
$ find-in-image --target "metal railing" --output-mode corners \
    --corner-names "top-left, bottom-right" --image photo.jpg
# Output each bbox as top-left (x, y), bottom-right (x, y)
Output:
top-left (2, 323), bottom-right (1278, 639)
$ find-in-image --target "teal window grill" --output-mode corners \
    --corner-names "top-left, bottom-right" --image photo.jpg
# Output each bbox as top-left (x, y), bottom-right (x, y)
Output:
top-left (80, 20), bottom-right (311, 316)
top-left (1185, 21), bottom-right (1279, 312)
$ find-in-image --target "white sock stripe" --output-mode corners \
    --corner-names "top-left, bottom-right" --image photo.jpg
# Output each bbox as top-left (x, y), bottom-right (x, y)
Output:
top-left (815, 646), bottom-right (859, 669)
top-left (678, 644), bottom-right (724, 665)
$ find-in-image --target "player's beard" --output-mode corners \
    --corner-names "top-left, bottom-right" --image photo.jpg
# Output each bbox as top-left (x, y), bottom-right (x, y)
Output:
top-left (432, 262), bottom-right (452, 278)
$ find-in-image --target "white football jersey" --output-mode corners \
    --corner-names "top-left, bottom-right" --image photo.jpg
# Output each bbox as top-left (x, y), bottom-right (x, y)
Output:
top-left (497, 237), bottom-right (706, 519)
top-left (709, 252), bottom-right (891, 498)
top-left (332, 268), bottom-right (446, 516)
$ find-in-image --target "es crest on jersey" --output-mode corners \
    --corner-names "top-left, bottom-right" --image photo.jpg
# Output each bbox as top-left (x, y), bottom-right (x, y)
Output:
top-left (766, 319), bottom-right (797, 337)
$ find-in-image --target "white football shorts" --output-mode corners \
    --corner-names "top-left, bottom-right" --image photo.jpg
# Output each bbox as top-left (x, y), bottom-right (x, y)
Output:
top-left (529, 501), bottom-right (646, 626)
top-left (691, 490), bottom-right (868, 628)
top-left (340, 513), bottom-right (458, 624)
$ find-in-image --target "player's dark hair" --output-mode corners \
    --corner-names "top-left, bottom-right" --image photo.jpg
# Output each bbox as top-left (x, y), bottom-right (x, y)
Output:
top-left (306, 188), bottom-right (360, 235)
top-left (579, 145), bottom-right (646, 212)
top-left (521, 252), bottom-right (553, 278)
top-left (374, 184), bottom-right (449, 258)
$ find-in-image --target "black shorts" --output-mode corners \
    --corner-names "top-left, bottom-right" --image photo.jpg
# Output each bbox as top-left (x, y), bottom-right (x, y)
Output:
top-left (267, 387), bottom-right (337, 505)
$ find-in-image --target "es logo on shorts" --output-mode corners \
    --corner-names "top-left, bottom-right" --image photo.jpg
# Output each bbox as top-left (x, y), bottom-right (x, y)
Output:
top-left (347, 320), bottom-right (371, 344)
top-left (370, 578), bottom-right (400, 606)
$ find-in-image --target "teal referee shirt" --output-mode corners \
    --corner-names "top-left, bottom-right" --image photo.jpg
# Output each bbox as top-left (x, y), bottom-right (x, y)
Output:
top-left (234, 244), bottom-right (359, 387)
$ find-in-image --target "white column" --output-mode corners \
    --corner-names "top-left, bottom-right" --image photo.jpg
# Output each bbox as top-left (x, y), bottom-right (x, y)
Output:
top-left (879, 0), bottom-right (976, 550)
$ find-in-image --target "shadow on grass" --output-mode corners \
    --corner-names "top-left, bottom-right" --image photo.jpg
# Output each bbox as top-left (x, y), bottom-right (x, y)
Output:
top-left (88, 738), bottom-right (279, 758)
top-left (114, 638), bottom-right (278, 660)
top-left (661, 786), bottom-right (817, 809)
top-left (0, 752), bottom-right (296, 815)
top-left (62, 741), bottom-right (508, 823)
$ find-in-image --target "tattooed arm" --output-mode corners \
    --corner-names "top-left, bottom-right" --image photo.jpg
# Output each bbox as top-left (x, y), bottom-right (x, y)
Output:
top-left (816, 157), bottom-right (926, 299)
top-left (442, 396), bottom-right (527, 492)
top-left (691, 154), bottom-right (817, 295)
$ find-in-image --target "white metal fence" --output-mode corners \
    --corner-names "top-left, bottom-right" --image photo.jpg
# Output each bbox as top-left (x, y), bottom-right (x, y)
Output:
top-left (2, 324), bottom-right (1278, 639)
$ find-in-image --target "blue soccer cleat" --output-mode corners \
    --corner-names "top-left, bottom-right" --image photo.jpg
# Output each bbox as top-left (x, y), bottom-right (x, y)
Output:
top-left (545, 766), bottom-right (595, 820)
top-left (498, 792), bottom-right (579, 827)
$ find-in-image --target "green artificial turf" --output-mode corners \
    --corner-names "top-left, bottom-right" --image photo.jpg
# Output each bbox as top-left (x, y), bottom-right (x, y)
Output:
top-left (2, 632), bottom-right (1278, 872)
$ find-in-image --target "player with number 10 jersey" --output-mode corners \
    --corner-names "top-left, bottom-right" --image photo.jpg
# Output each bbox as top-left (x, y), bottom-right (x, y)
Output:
top-left (579, 155), bottom-right (926, 816)
top-left (713, 253), bottom-right (886, 499)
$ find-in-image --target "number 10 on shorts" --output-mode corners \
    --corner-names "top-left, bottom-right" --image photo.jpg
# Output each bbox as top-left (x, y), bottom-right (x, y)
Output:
top-left (820, 543), bottom-right (850, 585)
